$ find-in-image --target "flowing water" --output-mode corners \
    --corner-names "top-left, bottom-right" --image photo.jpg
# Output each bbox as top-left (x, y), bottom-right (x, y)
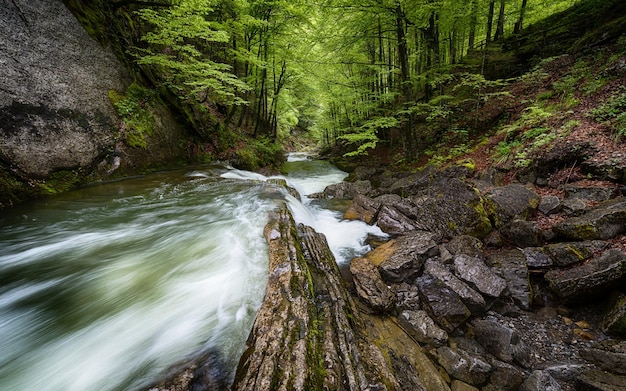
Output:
top-left (0, 155), bottom-right (385, 391)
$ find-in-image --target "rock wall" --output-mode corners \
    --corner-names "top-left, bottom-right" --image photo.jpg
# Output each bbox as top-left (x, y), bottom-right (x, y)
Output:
top-left (0, 0), bottom-right (186, 207)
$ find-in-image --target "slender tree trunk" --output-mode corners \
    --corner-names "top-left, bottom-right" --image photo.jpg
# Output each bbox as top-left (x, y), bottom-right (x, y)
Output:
top-left (494, 0), bottom-right (506, 41)
top-left (468, 0), bottom-right (478, 48)
top-left (486, 0), bottom-right (495, 45)
top-left (514, 0), bottom-right (528, 34)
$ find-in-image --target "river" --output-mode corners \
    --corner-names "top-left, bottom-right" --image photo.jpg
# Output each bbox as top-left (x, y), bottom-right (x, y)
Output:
top-left (0, 154), bottom-right (385, 391)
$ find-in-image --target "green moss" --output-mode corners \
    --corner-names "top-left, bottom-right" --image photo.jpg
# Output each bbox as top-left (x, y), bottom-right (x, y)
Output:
top-left (37, 170), bottom-right (81, 194)
top-left (108, 83), bottom-right (158, 149)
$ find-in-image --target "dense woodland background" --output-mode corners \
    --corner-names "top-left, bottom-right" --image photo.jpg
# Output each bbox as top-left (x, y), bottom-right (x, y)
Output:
top-left (67, 0), bottom-right (623, 167)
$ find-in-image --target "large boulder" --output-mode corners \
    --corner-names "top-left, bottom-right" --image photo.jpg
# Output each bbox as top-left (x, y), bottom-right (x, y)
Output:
top-left (377, 205), bottom-right (421, 235)
top-left (377, 231), bottom-right (440, 282)
top-left (350, 257), bottom-right (395, 312)
top-left (453, 255), bottom-right (507, 298)
top-left (483, 184), bottom-right (539, 228)
top-left (487, 250), bottom-right (532, 310)
top-left (436, 346), bottom-right (492, 386)
top-left (552, 198), bottom-right (626, 240)
top-left (411, 178), bottom-right (493, 238)
top-left (343, 194), bottom-right (380, 224)
top-left (424, 259), bottom-right (487, 315)
top-left (416, 274), bottom-right (472, 333)
top-left (472, 316), bottom-right (531, 367)
top-left (398, 310), bottom-right (449, 347)
top-left (544, 241), bottom-right (608, 267)
top-left (544, 249), bottom-right (626, 302)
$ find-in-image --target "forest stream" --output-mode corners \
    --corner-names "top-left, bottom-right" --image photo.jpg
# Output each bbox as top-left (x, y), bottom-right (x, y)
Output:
top-left (0, 153), bottom-right (385, 391)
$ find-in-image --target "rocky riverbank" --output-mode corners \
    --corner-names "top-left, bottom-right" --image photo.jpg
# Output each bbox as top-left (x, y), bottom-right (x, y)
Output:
top-left (314, 161), bottom-right (626, 390)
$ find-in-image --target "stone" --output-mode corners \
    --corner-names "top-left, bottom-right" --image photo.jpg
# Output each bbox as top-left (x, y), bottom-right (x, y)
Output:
top-left (445, 235), bottom-right (485, 259)
top-left (602, 292), bottom-right (626, 336)
top-left (564, 184), bottom-right (617, 201)
top-left (484, 184), bottom-right (539, 228)
top-left (539, 195), bottom-right (562, 215)
top-left (393, 283), bottom-right (422, 311)
top-left (376, 205), bottom-right (420, 235)
top-left (472, 316), bottom-right (531, 367)
top-left (398, 310), bottom-right (449, 347)
top-left (544, 241), bottom-right (609, 267)
top-left (314, 181), bottom-right (358, 199)
top-left (410, 177), bottom-right (493, 238)
top-left (424, 259), bottom-right (487, 315)
top-left (453, 255), bottom-right (507, 298)
top-left (577, 369), bottom-right (626, 391)
top-left (416, 274), bottom-right (472, 333)
top-left (487, 249), bottom-right (532, 310)
top-left (488, 358), bottom-right (525, 390)
top-left (501, 219), bottom-right (543, 248)
top-left (581, 340), bottom-right (626, 376)
top-left (520, 370), bottom-right (562, 391)
top-left (375, 193), bottom-right (419, 220)
top-left (350, 257), bottom-right (395, 312)
top-left (343, 194), bottom-right (380, 224)
top-left (436, 346), bottom-right (492, 386)
top-left (553, 198), bottom-right (626, 240)
top-left (523, 247), bottom-right (554, 268)
top-left (561, 197), bottom-right (588, 216)
top-left (388, 169), bottom-right (434, 196)
top-left (378, 231), bottom-right (440, 282)
top-left (544, 249), bottom-right (626, 302)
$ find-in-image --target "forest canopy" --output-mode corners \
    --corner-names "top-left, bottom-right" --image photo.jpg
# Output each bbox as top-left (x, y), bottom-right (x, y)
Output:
top-left (130, 0), bottom-right (583, 159)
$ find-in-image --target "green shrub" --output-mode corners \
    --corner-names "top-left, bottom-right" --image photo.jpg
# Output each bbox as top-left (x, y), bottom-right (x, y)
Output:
top-left (108, 83), bottom-right (158, 148)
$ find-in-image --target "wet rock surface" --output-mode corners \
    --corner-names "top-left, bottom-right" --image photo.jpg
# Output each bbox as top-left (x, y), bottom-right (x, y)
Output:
top-left (334, 162), bottom-right (626, 391)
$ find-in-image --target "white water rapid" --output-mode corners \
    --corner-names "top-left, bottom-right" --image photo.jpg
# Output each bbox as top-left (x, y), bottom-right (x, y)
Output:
top-left (0, 155), bottom-right (385, 391)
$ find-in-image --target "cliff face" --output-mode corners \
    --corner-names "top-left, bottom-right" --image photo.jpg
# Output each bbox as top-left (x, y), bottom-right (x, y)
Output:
top-left (0, 0), bottom-right (185, 208)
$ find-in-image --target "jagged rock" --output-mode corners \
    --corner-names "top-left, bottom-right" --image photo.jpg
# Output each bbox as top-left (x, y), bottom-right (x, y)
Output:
top-left (564, 184), bottom-right (617, 201)
top-left (453, 255), bottom-right (507, 298)
top-left (313, 181), bottom-right (359, 199)
top-left (398, 310), bottom-right (449, 347)
top-left (487, 249), bottom-right (532, 310)
top-left (376, 205), bottom-right (420, 235)
top-left (544, 249), bottom-right (626, 302)
top-left (501, 220), bottom-right (543, 248)
top-left (544, 364), bottom-right (591, 383)
top-left (484, 183), bottom-right (539, 228)
top-left (374, 193), bottom-right (420, 220)
top-left (388, 168), bottom-right (434, 196)
top-left (602, 292), bottom-right (626, 336)
top-left (553, 198), bottom-right (626, 240)
top-left (581, 340), bottom-right (626, 376)
top-left (445, 235), bottom-right (485, 259)
top-left (416, 274), bottom-right (472, 332)
top-left (344, 194), bottom-right (380, 224)
top-left (436, 346), bottom-right (492, 386)
top-left (539, 195), bottom-right (562, 215)
top-left (577, 369), bottom-right (626, 391)
top-left (544, 241), bottom-right (609, 267)
top-left (410, 178), bottom-right (493, 238)
top-left (233, 206), bottom-right (422, 391)
top-left (472, 316), bottom-right (531, 367)
top-left (488, 358), bottom-right (526, 390)
top-left (350, 257), bottom-right (395, 312)
top-left (523, 247), bottom-right (554, 268)
top-left (520, 370), bottom-right (562, 391)
top-left (394, 283), bottom-right (422, 311)
top-left (424, 259), bottom-right (487, 315)
top-left (561, 197), bottom-right (588, 216)
top-left (378, 231), bottom-right (440, 282)
top-left (451, 380), bottom-right (479, 391)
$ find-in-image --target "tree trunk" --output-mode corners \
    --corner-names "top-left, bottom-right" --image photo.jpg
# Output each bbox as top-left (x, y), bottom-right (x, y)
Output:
top-left (486, 0), bottom-right (495, 45)
top-left (514, 0), bottom-right (529, 34)
top-left (468, 0), bottom-right (478, 48)
top-left (494, 0), bottom-right (506, 41)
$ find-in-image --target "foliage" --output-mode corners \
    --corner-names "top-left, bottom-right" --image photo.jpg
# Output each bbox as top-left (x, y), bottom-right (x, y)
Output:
top-left (235, 137), bottom-right (284, 171)
top-left (108, 83), bottom-right (158, 148)
top-left (589, 88), bottom-right (626, 139)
